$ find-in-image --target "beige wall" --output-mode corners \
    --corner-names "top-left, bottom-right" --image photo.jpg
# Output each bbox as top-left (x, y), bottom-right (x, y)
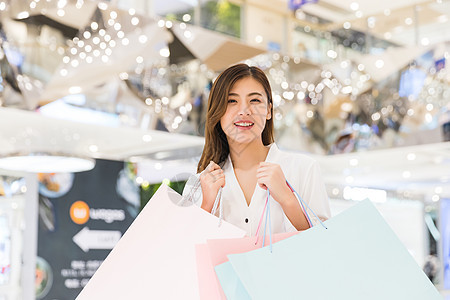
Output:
top-left (244, 0), bottom-right (290, 52)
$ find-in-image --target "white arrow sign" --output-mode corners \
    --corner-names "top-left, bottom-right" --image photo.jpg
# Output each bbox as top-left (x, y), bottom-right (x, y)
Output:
top-left (73, 227), bottom-right (122, 252)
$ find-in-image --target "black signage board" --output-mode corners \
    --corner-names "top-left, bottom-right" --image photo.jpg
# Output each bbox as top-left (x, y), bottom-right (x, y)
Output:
top-left (36, 159), bottom-right (138, 300)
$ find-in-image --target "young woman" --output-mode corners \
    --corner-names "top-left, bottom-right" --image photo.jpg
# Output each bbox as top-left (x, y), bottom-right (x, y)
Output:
top-left (182, 64), bottom-right (330, 236)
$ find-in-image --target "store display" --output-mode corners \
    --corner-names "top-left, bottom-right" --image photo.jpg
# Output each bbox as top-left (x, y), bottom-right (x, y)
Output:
top-left (35, 256), bottom-right (53, 299)
top-left (37, 159), bottom-right (136, 299)
top-left (38, 173), bottom-right (74, 198)
top-left (441, 198), bottom-right (450, 290)
top-left (0, 216), bottom-right (10, 286)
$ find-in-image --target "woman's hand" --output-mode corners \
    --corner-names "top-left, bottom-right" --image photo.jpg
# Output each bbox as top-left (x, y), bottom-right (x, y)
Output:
top-left (257, 162), bottom-right (310, 230)
top-left (256, 162), bottom-right (293, 206)
top-left (199, 161), bottom-right (225, 212)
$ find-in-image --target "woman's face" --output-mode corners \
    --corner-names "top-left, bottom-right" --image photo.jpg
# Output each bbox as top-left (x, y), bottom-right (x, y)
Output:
top-left (220, 77), bottom-right (271, 146)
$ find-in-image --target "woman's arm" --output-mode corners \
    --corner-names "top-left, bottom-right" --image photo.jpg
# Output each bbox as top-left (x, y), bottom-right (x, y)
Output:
top-left (256, 162), bottom-right (310, 231)
top-left (277, 190), bottom-right (311, 231)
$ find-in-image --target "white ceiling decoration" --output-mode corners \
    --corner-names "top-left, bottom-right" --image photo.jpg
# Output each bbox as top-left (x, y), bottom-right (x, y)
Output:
top-left (353, 45), bottom-right (431, 82)
top-left (313, 141), bottom-right (450, 199)
top-left (0, 0), bottom-right (448, 201)
top-left (297, 0), bottom-right (450, 46)
top-left (171, 21), bottom-right (266, 72)
top-left (0, 107), bottom-right (204, 168)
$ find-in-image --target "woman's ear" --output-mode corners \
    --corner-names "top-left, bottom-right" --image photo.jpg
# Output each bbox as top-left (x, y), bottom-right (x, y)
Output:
top-left (266, 102), bottom-right (272, 120)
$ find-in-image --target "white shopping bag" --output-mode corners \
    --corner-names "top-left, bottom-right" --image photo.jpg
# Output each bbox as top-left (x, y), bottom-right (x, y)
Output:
top-left (77, 184), bottom-right (245, 300)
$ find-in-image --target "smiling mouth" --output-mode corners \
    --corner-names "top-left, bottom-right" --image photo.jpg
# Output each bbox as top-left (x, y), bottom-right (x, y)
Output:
top-left (234, 122), bottom-right (254, 127)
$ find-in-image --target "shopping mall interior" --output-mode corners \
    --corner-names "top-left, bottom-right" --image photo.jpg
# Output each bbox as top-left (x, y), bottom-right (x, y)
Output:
top-left (0, 0), bottom-right (450, 299)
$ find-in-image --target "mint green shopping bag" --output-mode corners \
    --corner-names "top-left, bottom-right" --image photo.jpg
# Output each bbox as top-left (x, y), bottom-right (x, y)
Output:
top-left (219, 200), bottom-right (442, 300)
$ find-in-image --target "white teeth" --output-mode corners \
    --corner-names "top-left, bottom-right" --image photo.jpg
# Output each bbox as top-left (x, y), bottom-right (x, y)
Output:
top-left (234, 122), bottom-right (253, 127)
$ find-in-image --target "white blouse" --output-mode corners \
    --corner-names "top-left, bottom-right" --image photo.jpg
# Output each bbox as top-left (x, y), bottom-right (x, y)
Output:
top-left (182, 144), bottom-right (331, 236)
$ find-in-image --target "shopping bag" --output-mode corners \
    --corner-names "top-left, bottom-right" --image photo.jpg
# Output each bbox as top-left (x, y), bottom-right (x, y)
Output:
top-left (202, 181), bottom-right (315, 299)
top-left (196, 232), bottom-right (298, 300)
top-left (223, 200), bottom-right (442, 300)
top-left (77, 184), bottom-right (245, 300)
top-left (195, 243), bottom-right (222, 300)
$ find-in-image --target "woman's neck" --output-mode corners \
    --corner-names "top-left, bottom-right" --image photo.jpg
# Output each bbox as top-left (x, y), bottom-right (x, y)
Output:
top-left (229, 140), bottom-right (270, 170)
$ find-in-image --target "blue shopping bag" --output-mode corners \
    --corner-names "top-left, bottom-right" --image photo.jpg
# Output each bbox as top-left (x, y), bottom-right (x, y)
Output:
top-left (218, 199), bottom-right (442, 300)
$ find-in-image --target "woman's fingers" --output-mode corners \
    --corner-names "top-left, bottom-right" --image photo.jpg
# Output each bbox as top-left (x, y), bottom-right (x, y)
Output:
top-left (207, 161), bottom-right (221, 171)
top-left (204, 169), bottom-right (223, 181)
top-left (258, 182), bottom-right (268, 190)
top-left (201, 163), bottom-right (225, 188)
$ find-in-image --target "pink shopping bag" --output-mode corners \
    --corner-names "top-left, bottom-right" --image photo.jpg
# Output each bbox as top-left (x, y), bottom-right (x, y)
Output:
top-left (196, 230), bottom-right (298, 299)
top-left (196, 181), bottom-right (312, 299)
top-left (77, 184), bottom-right (245, 300)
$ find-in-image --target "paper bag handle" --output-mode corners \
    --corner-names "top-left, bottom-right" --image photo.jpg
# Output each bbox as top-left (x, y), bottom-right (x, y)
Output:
top-left (254, 180), bottom-right (328, 252)
top-left (179, 175), bottom-right (224, 226)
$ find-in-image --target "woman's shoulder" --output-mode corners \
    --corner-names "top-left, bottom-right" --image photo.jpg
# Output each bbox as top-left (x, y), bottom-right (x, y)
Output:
top-left (272, 144), bottom-right (317, 167)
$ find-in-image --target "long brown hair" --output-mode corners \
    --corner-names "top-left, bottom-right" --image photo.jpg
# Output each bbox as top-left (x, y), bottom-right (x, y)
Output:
top-left (197, 64), bottom-right (274, 173)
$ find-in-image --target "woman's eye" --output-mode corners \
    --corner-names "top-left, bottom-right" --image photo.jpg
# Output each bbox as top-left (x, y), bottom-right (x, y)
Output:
top-left (227, 99), bottom-right (237, 103)
top-left (250, 99), bottom-right (262, 103)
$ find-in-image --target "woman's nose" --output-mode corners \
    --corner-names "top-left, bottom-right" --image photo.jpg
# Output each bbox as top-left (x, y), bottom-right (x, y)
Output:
top-left (238, 102), bottom-right (250, 115)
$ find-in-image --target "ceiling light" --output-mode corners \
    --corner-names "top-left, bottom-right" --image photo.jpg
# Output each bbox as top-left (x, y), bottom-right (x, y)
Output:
top-left (142, 135), bottom-right (152, 142)
top-left (131, 17), bottom-right (139, 26)
top-left (421, 38), bottom-right (430, 46)
top-left (349, 158), bottom-right (358, 166)
top-left (98, 2), bottom-right (107, 10)
top-left (375, 59), bottom-right (384, 68)
top-left (438, 15), bottom-right (448, 23)
top-left (0, 153), bottom-right (95, 173)
top-left (183, 14), bottom-right (191, 22)
top-left (139, 35), bottom-right (148, 44)
top-left (159, 48), bottom-right (170, 57)
top-left (407, 153), bottom-right (416, 160)
top-left (350, 2), bottom-right (359, 11)
top-left (345, 176), bottom-right (354, 184)
top-left (91, 22), bottom-right (99, 31)
top-left (402, 171), bottom-right (411, 179)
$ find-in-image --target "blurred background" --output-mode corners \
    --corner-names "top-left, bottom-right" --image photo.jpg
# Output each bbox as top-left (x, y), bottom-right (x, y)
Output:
top-left (0, 0), bottom-right (449, 299)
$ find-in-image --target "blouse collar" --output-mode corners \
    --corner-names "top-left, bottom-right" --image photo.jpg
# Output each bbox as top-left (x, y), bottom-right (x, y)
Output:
top-left (224, 143), bottom-right (279, 171)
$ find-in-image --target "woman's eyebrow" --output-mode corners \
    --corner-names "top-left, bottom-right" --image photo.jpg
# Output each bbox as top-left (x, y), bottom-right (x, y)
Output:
top-left (228, 92), bottom-right (263, 97)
